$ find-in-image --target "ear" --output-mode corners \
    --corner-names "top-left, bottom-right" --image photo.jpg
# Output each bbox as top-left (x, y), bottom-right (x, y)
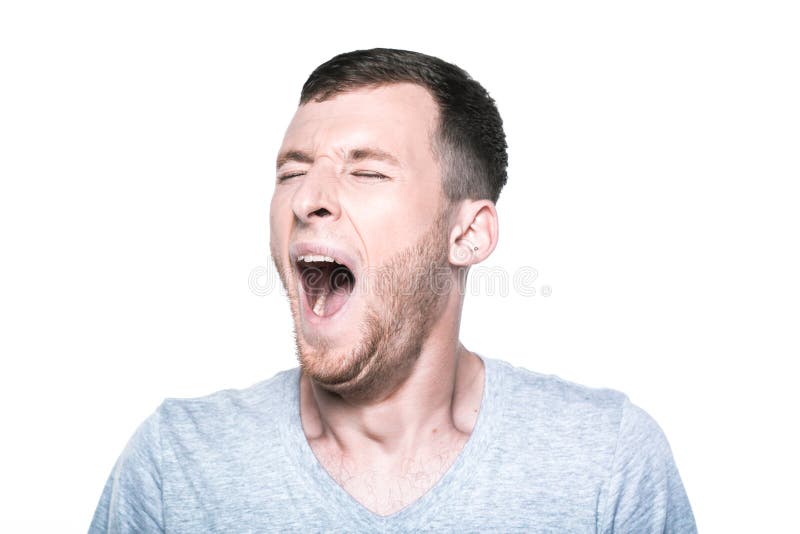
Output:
top-left (448, 200), bottom-right (499, 266)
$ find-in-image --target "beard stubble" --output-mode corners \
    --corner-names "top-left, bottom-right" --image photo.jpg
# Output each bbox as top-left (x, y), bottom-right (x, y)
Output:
top-left (272, 208), bottom-right (452, 401)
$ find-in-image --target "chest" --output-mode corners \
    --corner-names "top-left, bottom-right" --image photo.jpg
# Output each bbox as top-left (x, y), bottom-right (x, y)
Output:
top-left (160, 450), bottom-right (604, 533)
top-left (309, 438), bottom-right (466, 516)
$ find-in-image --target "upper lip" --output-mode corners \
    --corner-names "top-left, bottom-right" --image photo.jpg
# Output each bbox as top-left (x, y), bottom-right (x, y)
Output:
top-left (288, 241), bottom-right (360, 275)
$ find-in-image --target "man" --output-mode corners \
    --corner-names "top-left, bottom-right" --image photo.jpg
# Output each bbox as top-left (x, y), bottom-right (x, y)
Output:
top-left (91, 48), bottom-right (696, 533)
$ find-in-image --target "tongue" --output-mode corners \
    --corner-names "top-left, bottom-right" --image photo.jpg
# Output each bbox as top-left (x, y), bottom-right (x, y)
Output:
top-left (311, 285), bottom-right (349, 317)
top-left (312, 287), bottom-right (328, 316)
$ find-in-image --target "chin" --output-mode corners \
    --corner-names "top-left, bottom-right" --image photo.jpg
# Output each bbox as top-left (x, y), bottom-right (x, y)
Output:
top-left (296, 333), bottom-right (368, 387)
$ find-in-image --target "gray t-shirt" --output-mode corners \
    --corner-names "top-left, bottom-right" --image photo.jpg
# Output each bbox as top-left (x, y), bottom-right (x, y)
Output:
top-left (90, 355), bottom-right (696, 533)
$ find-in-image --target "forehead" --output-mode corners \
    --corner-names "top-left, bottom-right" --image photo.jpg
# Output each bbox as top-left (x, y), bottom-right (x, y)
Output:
top-left (280, 83), bottom-right (439, 162)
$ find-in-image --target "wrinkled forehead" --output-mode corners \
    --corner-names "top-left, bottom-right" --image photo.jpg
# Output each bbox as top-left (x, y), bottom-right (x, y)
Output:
top-left (279, 83), bottom-right (440, 166)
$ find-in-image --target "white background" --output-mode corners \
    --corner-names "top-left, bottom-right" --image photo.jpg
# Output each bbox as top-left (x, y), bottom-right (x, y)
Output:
top-left (1, 1), bottom-right (798, 531)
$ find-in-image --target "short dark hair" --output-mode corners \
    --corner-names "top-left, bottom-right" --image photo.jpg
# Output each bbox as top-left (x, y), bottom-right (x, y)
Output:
top-left (300, 48), bottom-right (508, 203)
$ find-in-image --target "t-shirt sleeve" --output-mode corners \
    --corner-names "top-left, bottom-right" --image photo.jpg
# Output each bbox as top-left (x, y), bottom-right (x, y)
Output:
top-left (89, 407), bottom-right (165, 534)
top-left (599, 399), bottom-right (697, 534)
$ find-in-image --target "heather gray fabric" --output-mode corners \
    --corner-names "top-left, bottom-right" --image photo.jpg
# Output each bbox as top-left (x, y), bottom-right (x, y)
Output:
top-left (90, 355), bottom-right (696, 533)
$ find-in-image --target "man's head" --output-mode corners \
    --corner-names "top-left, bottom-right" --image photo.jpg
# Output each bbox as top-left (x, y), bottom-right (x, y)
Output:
top-left (300, 48), bottom-right (508, 204)
top-left (269, 49), bottom-right (507, 400)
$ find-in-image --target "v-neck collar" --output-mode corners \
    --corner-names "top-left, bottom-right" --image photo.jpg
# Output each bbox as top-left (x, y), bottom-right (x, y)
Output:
top-left (279, 353), bottom-right (502, 529)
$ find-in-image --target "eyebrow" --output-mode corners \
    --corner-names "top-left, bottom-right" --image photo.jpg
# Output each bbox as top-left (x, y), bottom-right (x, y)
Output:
top-left (276, 150), bottom-right (313, 170)
top-left (347, 147), bottom-right (401, 167)
top-left (276, 147), bottom-right (401, 170)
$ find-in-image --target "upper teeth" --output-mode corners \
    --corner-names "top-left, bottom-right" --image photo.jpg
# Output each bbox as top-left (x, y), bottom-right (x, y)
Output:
top-left (297, 255), bottom-right (336, 263)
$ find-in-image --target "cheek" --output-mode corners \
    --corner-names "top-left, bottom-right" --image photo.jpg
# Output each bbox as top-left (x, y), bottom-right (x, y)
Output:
top-left (269, 194), bottom-right (291, 248)
top-left (347, 198), bottom-right (434, 259)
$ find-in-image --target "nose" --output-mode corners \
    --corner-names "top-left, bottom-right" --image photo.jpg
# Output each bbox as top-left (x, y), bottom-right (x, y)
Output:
top-left (290, 163), bottom-right (341, 224)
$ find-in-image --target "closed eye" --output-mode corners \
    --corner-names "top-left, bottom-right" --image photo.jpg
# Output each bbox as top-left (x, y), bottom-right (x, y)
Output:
top-left (352, 172), bottom-right (389, 180)
top-left (278, 171), bottom-right (389, 182)
top-left (277, 171), bottom-right (306, 182)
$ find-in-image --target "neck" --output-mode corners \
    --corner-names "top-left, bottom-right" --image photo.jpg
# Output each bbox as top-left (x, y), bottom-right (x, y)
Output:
top-left (303, 344), bottom-right (482, 451)
top-left (299, 303), bottom-right (485, 461)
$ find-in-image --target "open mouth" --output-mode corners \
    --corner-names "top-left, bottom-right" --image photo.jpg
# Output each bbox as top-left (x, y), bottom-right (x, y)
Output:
top-left (296, 255), bottom-right (355, 318)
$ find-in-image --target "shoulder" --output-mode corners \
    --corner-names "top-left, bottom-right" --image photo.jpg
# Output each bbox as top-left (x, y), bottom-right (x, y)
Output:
top-left (90, 369), bottom-right (301, 532)
top-left (159, 367), bottom-right (297, 416)
top-left (109, 367), bottom-right (298, 463)
top-left (484, 357), bottom-right (675, 474)
top-left (488, 357), bottom-right (629, 433)
top-left (483, 358), bottom-right (695, 531)
top-left (155, 367), bottom-right (299, 441)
